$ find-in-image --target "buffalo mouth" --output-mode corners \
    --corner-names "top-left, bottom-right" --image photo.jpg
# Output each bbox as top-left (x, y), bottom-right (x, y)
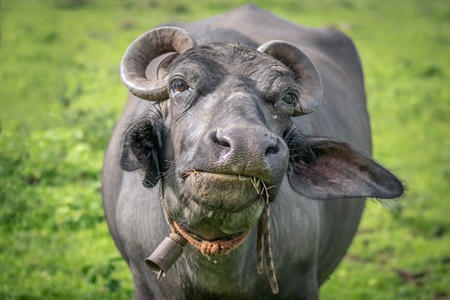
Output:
top-left (181, 171), bottom-right (271, 212)
top-left (169, 171), bottom-right (270, 241)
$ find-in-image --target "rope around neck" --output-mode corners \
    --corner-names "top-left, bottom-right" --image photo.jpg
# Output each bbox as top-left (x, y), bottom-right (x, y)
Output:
top-left (173, 221), bottom-right (252, 256)
top-left (256, 205), bottom-right (279, 294)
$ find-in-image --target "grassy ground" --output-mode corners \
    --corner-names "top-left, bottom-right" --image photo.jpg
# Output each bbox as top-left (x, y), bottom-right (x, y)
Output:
top-left (1, 0), bottom-right (449, 299)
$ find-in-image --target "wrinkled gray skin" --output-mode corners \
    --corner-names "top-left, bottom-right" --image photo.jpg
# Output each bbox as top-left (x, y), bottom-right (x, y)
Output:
top-left (102, 5), bottom-right (403, 300)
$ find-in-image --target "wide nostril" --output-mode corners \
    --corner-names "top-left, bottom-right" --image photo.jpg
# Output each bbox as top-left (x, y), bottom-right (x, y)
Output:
top-left (212, 128), bottom-right (280, 156)
top-left (211, 131), bottom-right (231, 148)
top-left (265, 144), bottom-right (279, 155)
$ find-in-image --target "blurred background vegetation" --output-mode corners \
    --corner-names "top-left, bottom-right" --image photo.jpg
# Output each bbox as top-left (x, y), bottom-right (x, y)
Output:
top-left (0, 0), bottom-right (449, 299)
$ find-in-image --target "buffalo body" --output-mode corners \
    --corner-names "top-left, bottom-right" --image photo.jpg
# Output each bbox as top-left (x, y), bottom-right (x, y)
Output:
top-left (102, 5), bottom-right (403, 299)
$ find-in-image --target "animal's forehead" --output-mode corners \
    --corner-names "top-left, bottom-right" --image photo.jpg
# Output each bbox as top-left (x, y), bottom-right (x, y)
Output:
top-left (172, 43), bottom-right (293, 78)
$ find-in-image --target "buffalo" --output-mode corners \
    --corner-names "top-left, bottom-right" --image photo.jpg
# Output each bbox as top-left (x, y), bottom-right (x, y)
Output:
top-left (102, 4), bottom-right (403, 299)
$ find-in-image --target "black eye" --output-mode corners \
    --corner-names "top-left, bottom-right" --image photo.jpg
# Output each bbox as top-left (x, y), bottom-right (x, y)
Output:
top-left (171, 79), bottom-right (189, 94)
top-left (281, 93), bottom-right (296, 105)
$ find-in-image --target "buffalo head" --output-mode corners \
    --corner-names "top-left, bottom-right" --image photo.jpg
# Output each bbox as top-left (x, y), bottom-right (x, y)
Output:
top-left (119, 27), bottom-right (403, 252)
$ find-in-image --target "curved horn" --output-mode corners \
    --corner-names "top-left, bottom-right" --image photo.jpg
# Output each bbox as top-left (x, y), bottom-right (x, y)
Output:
top-left (258, 41), bottom-right (322, 115)
top-left (120, 27), bottom-right (197, 101)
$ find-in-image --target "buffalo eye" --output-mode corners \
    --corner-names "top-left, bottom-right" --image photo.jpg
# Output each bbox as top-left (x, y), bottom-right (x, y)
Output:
top-left (171, 79), bottom-right (189, 94)
top-left (281, 92), bottom-right (297, 105)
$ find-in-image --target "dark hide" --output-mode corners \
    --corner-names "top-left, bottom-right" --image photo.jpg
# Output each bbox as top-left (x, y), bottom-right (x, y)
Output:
top-left (102, 4), bottom-right (403, 300)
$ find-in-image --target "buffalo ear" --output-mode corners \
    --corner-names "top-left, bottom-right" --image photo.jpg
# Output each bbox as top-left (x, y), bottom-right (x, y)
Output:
top-left (120, 118), bottom-right (162, 188)
top-left (286, 135), bottom-right (404, 200)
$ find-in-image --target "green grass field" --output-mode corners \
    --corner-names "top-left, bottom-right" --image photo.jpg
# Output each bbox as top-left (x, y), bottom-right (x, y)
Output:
top-left (1, 0), bottom-right (449, 299)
